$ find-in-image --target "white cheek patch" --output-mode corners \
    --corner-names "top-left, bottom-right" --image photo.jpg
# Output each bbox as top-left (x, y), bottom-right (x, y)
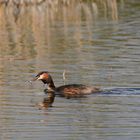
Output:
top-left (38, 75), bottom-right (44, 80)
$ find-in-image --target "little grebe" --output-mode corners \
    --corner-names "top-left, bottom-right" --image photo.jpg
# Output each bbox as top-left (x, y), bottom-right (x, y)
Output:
top-left (32, 71), bottom-right (101, 98)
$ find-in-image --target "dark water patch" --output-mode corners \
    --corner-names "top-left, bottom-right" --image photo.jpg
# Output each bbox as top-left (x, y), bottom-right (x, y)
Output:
top-left (101, 88), bottom-right (140, 95)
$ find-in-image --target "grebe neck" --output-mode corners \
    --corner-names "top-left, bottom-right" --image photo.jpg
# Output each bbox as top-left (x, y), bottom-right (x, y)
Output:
top-left (47, 82), bottom-right (56, 91)
top-left (44, 77), bottom-right (56, 92)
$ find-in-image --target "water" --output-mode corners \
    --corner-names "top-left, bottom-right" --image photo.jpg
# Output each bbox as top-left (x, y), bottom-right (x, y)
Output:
top-left (0, 0), bottom-right (140, 139)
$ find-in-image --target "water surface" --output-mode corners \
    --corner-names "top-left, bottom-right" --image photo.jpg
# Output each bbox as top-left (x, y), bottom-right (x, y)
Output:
top-left (0, 0), bottom-right (140, 140)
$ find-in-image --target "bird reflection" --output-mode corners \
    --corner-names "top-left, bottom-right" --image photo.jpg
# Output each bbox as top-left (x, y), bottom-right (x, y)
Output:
top-left (37, 91), bottom-right (55, 110)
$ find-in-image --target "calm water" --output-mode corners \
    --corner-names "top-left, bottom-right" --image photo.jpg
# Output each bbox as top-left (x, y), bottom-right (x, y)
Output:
top-left (0, 0), bottom-right (140, 140)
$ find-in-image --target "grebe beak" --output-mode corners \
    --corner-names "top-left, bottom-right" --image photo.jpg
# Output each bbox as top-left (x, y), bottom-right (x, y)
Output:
top-left (30, 75), bottom-right (40, 82)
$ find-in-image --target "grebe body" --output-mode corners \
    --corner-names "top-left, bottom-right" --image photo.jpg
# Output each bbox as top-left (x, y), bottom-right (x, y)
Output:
top-left (32, 71), bottom-right (101, 98)
top-left (55, 84), bottom-right (100, 98)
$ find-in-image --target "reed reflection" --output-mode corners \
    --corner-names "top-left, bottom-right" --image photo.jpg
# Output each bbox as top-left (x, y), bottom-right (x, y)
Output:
top-left (0, 0), bottom-right (128, 90)
top-left (0, 0), bottom-right (120, 57)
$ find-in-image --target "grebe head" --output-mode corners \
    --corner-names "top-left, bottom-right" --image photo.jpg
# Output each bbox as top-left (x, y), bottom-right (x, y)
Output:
top-left (32, 71), bottom-right (52, 84)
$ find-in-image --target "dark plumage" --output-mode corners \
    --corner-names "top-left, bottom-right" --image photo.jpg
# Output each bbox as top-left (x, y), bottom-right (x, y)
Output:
top-left (32, 71), bottom-right (101, 98)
